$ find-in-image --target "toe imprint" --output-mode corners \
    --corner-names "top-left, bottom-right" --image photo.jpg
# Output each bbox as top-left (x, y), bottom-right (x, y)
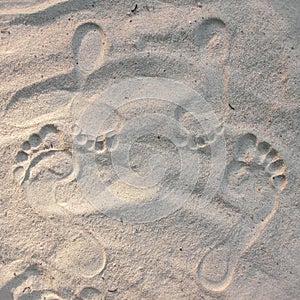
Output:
top-left (188, 123), bottom-right (224, 152)
top-left (72, 124), bottom-right (119, 154)
top-left (234, 133), bottom-right (287, 191)
top-left (13, 124), bottom-right (69, 185)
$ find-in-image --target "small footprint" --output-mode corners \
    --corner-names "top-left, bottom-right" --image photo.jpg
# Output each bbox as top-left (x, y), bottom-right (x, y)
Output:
top-left (197, 133), bottom-right (287, 292)
top-left (188, 123), bottom-right (224, 151)
top-left (71, 124), bottom-right (120, 186)
top-left (72, 124), bottom-right (119, 154)
top-left (72, 124), bottom-right (122, 188)
top-left (174, 106), bottom-right (224, 152)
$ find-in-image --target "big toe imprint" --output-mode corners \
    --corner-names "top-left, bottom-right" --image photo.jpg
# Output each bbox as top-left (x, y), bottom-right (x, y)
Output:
top-left (13, 124), bottom-right (92, 215)
top-left (197, 133), bottom-right (287, 292)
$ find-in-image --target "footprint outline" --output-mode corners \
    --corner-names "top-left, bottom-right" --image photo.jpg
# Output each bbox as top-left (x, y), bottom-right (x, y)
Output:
top-left (196, 132), bottom-right (287, 292)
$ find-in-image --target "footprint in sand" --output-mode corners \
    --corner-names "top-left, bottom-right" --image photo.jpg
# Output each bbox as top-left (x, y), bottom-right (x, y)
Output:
top-left (9, 21), bottom-right (108, 286)
top-left (12, 122), bottom-right (112, 215)
top-left (196, 133), bottom-right (287, 292)
top-left (12, 124), bottom-right (79, 215)
top-left (8, 20), bottom-right (109, 215)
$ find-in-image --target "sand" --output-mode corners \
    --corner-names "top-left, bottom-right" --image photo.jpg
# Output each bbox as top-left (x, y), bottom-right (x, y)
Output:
top-left (0, 0), bottom-right (299, 299)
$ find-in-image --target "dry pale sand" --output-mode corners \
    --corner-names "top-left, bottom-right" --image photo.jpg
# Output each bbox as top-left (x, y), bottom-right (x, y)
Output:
top-left (0, 0), bottom-right (299, 299)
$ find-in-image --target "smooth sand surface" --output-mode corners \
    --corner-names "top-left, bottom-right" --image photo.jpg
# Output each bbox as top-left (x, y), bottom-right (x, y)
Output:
top-left (0, 0), bottom-right (299, 299)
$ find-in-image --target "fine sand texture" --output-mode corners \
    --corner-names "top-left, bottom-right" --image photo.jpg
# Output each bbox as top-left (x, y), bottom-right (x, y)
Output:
top-left (0, 0), bottom-right (299, 299)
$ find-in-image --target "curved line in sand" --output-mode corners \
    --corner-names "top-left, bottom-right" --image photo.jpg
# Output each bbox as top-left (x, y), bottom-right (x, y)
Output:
top-left (198, 192), bottom-right (280, 292)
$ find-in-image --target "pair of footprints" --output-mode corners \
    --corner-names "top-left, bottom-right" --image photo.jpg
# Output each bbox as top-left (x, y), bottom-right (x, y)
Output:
top-left (13, 126), bottom-right (287, 292)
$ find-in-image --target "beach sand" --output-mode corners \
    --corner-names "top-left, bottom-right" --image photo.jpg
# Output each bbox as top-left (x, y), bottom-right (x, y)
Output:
top-left (0, 0), bottom-right (299, 299)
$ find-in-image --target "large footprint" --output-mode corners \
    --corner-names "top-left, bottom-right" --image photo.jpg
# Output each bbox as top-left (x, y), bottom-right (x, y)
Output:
top-left (196, 133), bottom-right (287, 292)
top-left (11, 20), bottom-right (108, 215)
top-left (12, 127), bottom-right (107, 282)
top-left (12, 124), bottom-right (79, 214)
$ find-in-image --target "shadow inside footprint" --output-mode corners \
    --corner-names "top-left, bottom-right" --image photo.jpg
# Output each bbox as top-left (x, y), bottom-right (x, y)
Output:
top-left (0, 264), bottom-right (41, 300)
top-left (74, 287), bottom-right (103, 300)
